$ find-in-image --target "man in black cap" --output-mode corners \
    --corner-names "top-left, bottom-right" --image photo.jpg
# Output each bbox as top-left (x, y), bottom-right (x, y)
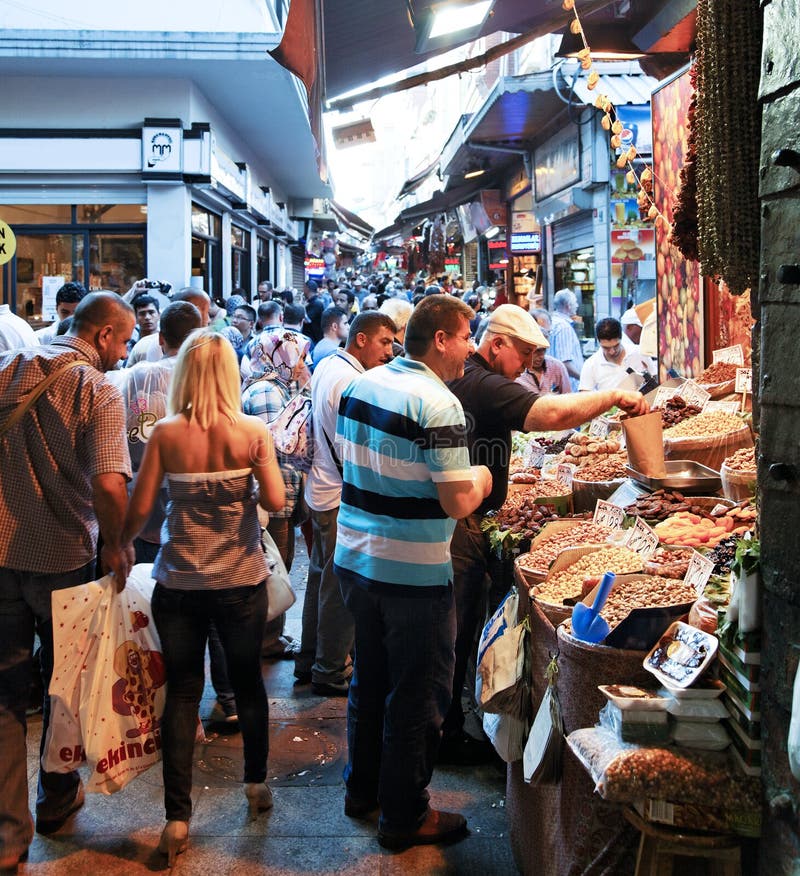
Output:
top-left (303, 280), bottom-right (324, 345)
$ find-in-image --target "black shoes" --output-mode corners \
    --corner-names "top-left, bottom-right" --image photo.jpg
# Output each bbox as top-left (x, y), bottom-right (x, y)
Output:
top-left (35, 783), bottom-right (85, 835)
top-left (311, 680), bottom-right (350, 697)
top-left (378, 808), bottom-right (468, 850)
top-left (344, 794), bottom-right (379, 819)
top-left (437, 731), bottom-right (496, 766)
top-left (293, 670), bottom-right (312, 685)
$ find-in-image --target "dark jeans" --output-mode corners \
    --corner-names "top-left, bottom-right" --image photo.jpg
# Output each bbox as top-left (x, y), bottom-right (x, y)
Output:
top-left (0, 563), bottom-right (92, 864)
top-left (151, 581), bottom-right (269, 821)
top-left (444, 515), bottom-right (513, 741)
top-left (339, 571), bottom-right (455, 833)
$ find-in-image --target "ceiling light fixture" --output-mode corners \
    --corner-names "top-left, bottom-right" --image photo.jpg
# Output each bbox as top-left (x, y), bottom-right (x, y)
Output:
top-left (413, 0), bottom-right (495, 55)
top-left (463, 162), bottom-right (487, 180)
top-left (484, 224), bottom-right (501, 240)
top-left (556, 25), bottom-right (645, 61)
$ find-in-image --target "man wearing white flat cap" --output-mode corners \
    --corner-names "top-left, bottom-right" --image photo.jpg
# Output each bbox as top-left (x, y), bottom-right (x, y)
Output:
top-left (441, 304), bottom-right (648, 764)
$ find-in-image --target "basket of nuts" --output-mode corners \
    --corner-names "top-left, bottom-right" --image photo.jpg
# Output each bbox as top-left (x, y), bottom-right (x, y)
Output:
top-left (696, 361), bottom-right (740, 398)
top-left (720, 446), bottom-right (757, 502)
top-left (664, 411), bottom-right (752, 472)
top-left (515, 520), bottom-right (617, 588)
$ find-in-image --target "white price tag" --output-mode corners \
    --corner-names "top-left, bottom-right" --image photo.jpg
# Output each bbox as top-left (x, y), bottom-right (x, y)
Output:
top-left (593, 500), bottom-right (625, 529)
top-left (652, 386), bottom-right (678, 409)
top-left (704, 400), bottom-right (741, 414)
top-left (684, 550), bottom-right (716, 596)
top-left (589, 418), bottom-right (609, 438)
top-left (523, 442), bottom-right (546, 470)
top-left (710, 503), bottom-right (731, 516)
top-left (679, 379), bottom-right (711, 408)
top-left (556, 463), bottom-right (575, 489)
top-left (712, 344), bottom-right (745, 365)
top-left (735, 368), bottom-right (753, 393)
top-left (626, 516), bottom-right (660, 559)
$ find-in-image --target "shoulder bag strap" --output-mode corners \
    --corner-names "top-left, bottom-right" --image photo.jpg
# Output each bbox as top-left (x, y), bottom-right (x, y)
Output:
top-left (0, 359), bottom-right (88, 438)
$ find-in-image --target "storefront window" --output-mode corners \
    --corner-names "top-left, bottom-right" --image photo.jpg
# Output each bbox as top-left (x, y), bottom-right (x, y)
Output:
top-left (191, 204), bottom-right (221, 298)
top-left (555, 247), bottom-right (595, 343)
top-left (88, 233), bottom-right (145, 294)
top-left (78, 204), bottom-right (147, 224)
top-left (231, 224), bottom-right (251, 294)
top-left (0, 204), bottom-right (72, 224)
top-left (256, 236), bottom-right (271, 285)
top-left (13, 233), bottom-right (85, 324)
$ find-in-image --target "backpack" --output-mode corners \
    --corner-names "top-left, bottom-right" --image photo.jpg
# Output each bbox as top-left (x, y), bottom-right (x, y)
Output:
top-left (268, 386), bottom-right (314, 472)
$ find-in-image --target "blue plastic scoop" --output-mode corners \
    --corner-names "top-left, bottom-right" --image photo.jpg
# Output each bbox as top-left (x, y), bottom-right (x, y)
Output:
top-left (572, 572), bottom-right (616, 644)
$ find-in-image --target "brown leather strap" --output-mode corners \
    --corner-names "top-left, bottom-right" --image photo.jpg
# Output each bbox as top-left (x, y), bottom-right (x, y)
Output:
top-left (0, 359), bottom-right (88, 437)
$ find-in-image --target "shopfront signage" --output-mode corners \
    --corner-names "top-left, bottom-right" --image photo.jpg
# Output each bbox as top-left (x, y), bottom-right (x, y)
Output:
top-left (142, 126), bottom-right (183, 174)
top-left (509, 231), bottom-right (542, 253)
top-left (488, 239), bottom-right (508, 271)
top-left (0, 219), bottom-right (16, 266)
top-left (304, 257), bottom-right (325, 279)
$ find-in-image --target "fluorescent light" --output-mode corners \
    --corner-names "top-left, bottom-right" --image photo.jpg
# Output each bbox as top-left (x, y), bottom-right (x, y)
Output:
top-left (484, 225), bottom-right (500, 239)
top-left (428, 1), bottom-right (493, 40)
top-left (463, 166), bottom-right (486, 180)
top-left (414, 0), bottom-right (495, 54)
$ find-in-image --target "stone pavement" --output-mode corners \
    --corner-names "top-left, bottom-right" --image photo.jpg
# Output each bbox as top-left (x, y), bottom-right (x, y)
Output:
top-left (22, 548), bottom-right (515, 874)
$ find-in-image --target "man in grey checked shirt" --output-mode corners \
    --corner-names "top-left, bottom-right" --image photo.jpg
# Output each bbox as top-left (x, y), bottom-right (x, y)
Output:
top-left (0, 292), bottom-right (135, 871)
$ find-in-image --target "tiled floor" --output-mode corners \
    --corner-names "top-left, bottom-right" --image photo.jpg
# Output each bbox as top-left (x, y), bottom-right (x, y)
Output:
top-left (21, 548), bottom-right (515, 874)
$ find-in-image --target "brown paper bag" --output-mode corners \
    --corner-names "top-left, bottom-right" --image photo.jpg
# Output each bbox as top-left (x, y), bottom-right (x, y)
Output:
top-left (622, 411), bottom-right (666, 477)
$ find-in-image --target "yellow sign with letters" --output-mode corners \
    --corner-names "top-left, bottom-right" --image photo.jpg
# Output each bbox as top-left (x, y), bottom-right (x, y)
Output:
top-left (0, 220), bottom-right (16, 266)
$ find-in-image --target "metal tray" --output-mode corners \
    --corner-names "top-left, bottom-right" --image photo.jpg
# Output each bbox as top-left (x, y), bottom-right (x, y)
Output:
top-left (625, 460), bottom-right (722, 494)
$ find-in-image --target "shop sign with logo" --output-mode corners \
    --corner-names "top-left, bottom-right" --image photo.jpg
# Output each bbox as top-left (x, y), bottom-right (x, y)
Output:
top-left (142, 126), bottom-right (183, 174)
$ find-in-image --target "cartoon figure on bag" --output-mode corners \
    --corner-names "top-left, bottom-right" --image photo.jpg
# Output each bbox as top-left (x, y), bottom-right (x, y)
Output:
top-left (111, 639), bottom-right (166, 738)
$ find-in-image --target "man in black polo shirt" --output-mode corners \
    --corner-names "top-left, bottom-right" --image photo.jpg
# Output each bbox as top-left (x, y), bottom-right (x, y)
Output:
top-left (303, 279), bottom-right (325, 345)
top-left (442, 305), bottom-right (648, 763)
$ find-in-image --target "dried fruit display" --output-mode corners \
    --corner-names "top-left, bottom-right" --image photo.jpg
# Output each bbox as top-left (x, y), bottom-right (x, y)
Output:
top-left (536, 546), bottom-right (643, 604)
top-left (654, 506), bottom-right (755, 547)
top-left (663, 411), bottom-right (745, 439)
top-left (573, 456), bottom-right (628, 483)
top-left (644, 548), bottom-right (695, 579)
top-left (565, 433), bottom-right (622, 460)
top-left (518, 522), bottom-right (615, 574)
top-left (697, 361), bottom-right (739, 384)
top-left (722, 447), bottom-right (756, 474)
top-left (654, 395), bottom-right (703, 429)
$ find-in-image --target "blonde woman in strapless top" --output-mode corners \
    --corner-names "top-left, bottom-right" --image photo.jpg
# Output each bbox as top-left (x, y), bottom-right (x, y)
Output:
top-left (122, 328), bottom-right (285, 865)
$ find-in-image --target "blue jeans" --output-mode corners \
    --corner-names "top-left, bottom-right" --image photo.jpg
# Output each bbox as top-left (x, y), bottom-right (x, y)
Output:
top-left (0, 563), bottom-right (92, 864)
top-left (338, 570), bottom-right (456, 833)
top-left (151, 581), bottom-right (269, 822)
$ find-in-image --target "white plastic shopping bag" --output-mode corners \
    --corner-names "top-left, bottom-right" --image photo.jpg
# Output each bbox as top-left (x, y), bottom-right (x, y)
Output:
top-left (475, 588), bottom-right (527, 715)
top-left (43, 564), bottom-right (166, 794)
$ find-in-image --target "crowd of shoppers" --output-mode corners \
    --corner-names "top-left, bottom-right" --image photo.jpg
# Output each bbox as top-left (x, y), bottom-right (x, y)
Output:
top-left (0, 271), bottom-right (650, 868)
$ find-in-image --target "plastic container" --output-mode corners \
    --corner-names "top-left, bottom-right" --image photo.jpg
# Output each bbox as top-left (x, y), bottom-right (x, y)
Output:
top-left (664, 696), bottom-right (730, 722)
top-left (598, 684), bottom-right (669, 712)
top-left (720, 461), bottom-right (756, 502)
top-left (659, 678), bottom-right (726, 700)
top-left (599, 701), bottom-right (671, 745)
top-left (671, 719), bottom-right (730, 751)
top-left (643, 621), bottom-right (719, 689)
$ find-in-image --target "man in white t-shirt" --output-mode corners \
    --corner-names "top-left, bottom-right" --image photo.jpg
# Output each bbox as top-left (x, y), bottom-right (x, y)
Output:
top-left (295, 311), bottom-right (396, 696)
top-left (579, 317), bottom-right (652, 391)
top-left (126, 288), bottom-right (210, 363)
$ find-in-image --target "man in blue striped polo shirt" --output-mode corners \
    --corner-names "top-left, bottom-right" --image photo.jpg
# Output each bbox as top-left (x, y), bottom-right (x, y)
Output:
top-left (334, 295), bottom-right (492, 850)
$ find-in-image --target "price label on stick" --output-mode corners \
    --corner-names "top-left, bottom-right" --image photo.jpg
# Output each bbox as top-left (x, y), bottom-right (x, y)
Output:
top-left (712, 344), bottom-right (745, 365)
top-left (680, 379), bottom-right (711, 408)
top-left (589, 418), bottom-right (609, 438)
top-left (735, 368), bottom-right (753, 394)
top-left (652, 386), bottom-right (677, 409)
top-left (684, 550), bottom-right (716, 596)
top-left (626, 516), bottom-right (659, 559)
top-left (593, 500), bottom-right (625, 529)
top-left (556, 463), bottom-right (575, 489)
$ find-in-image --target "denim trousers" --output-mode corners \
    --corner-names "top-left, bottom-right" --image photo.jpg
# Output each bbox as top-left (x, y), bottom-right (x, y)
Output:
top-left (339, 572), bottom-right (456, 833)
top-left (151, 581), bottom-right (269, 822)
top-left (296, 508), bottom-right (353, 685)
top-left (0, 563), bottom-right (92, 865)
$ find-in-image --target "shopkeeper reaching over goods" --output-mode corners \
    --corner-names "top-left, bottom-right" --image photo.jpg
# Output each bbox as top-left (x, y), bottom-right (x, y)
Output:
top-left (440, 304), bottom-right (649, 765)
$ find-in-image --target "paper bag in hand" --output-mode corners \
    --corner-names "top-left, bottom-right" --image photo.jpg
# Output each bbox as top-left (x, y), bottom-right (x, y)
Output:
top-left (622, 411), bottom-right (666, 478)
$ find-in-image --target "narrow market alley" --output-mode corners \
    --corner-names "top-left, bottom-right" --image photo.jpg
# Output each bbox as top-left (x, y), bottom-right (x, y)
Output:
top-left (22, 550), bottom-right (514, 875)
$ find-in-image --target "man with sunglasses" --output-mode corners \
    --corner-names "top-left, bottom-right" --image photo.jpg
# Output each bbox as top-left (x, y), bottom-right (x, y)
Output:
top-left (443, 305), bottom-right (648, 764)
